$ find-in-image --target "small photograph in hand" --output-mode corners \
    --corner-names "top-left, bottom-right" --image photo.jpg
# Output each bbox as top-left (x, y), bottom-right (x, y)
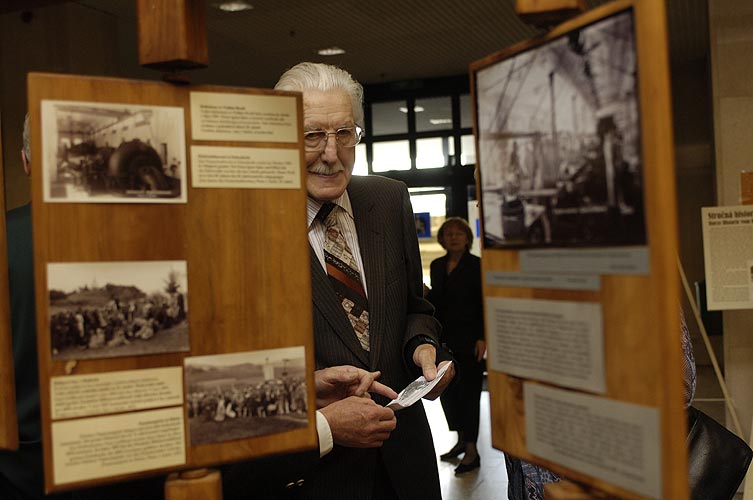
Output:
top-left (387, 361), bottom-right (453, 411)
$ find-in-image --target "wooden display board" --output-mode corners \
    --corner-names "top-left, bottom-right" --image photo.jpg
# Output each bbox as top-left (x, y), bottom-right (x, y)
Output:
top-left (470, 1), bottom-right (688, 499)
top-left (27, 72), bottom-right (317, 493)
top-left (0, 115), bottom-right (20, 451)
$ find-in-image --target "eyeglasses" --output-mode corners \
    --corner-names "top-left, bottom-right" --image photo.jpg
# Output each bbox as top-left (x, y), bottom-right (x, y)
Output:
top-left (304, 126), bottom-right (364, 152)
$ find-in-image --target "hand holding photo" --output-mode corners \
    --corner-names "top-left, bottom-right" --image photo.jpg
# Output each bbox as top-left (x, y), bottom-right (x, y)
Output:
top-left (387, 361), bottom-right (453, 411)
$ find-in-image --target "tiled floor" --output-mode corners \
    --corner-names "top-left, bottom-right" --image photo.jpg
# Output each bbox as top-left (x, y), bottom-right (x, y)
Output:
top-left (423, 392), bottom-right (509, 500)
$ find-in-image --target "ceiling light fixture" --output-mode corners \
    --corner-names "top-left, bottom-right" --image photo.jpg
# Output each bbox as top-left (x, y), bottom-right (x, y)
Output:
top-left (429, 118), bottom-right (452, 125)
top-left (317, 47), bottom-right (346, 56)
top-left (399, 106), bottom-right (425, 114)
top-left (216, 1), bottom-right (253, 12)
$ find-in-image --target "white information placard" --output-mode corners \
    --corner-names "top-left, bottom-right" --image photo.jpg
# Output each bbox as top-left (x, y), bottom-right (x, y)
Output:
top-left (485, 271), bottom-right (601, 291)
top-left (701, 205), bottom-right (753, 310)
top-left (191, 146), bottom-right (300, 189)
top-left (190, 92), bottom-right (298, 143)
top-left (486, 297), bottom-right (605, 393)
top-left (525, 383), bottom-right (661, 499)
top-left (51, 367), bottom-right (183, 420)
top-left (51, 407), bottom-right (185, 485)
top-left (520, 247), bottom-right (649, 276)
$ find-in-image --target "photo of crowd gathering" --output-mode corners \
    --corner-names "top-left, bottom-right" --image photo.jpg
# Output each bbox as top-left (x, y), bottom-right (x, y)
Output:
top-left (47, 261), bottom-right (190, 360)
top-left (185, 348), bottom-right (308, 446)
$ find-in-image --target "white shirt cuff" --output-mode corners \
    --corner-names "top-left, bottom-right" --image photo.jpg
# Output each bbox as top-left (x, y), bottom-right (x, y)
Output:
top-left (316, 410), bottom-right (334, 457)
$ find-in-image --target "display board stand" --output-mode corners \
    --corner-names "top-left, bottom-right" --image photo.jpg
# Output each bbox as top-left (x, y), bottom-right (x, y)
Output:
top-left (28, 72), bottom-right (316, 495)
top-left (165, 468), bottom-right (222, 500)
top-left (545, 481), bottom-right (601, 500)
top-left (0, 116), bottom-right (20, 451)
top-left (472, 0), bottom-right (689, 498)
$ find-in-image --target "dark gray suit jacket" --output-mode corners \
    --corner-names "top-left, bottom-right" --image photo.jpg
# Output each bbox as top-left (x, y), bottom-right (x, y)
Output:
top-left (306, 175), bottom-right (442, 500)
top-left (223, 176), bottom-right (442, 500)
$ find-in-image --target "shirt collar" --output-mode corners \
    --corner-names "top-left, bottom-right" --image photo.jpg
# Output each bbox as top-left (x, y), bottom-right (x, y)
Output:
top-left (307, 191), bottom-right (353, 228)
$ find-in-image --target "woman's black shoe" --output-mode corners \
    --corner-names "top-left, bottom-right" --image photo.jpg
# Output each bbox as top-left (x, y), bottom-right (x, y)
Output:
top-left (454, 456), bottom-right (480, 474)
top-left (440, 443), bottom-right (465, 461)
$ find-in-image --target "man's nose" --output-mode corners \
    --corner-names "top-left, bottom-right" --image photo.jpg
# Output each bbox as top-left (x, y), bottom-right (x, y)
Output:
top-left (320, 134), bottom-right (339, 163)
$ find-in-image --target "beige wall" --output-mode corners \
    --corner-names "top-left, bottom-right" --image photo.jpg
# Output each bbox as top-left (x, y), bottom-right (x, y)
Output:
top-left (0, 4), bottom-right (119, 209)
top-left (709, 0), bottom-right (753, 439)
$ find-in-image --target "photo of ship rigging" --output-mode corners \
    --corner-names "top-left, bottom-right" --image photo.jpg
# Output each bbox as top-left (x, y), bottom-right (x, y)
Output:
top-left (475, 9), bottom-right (646, 249)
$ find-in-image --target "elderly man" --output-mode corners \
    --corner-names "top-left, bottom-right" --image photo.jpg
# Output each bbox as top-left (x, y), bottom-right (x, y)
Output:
top-left (224, 62), bottom-right (453, 499)
top-left (277, 62), bottom-right (453, 499)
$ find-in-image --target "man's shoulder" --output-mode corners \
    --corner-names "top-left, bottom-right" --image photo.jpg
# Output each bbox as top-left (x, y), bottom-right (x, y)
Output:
top-left (349, 174), bottom-right (405, 192)
top-left (348, 175), bottom-right (406, 206)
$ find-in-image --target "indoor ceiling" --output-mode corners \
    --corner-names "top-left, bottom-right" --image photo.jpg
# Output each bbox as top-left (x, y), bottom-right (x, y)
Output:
top-left (57, 0), bottom-right (709, 89)
top-left (1, 0), bottom-right (708, 89)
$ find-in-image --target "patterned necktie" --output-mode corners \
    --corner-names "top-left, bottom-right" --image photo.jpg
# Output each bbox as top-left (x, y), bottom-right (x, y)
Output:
top-left (317, 203), bottom-right (370, 352)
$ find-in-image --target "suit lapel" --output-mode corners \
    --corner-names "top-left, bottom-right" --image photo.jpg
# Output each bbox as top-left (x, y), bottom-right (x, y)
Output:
top-left (348, 180), bottom-right (384, 371)
top-left (309, 245), bottom-right (370, 367)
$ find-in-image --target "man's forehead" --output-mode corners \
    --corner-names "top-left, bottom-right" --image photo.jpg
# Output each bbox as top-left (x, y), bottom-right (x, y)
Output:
top-left (303, 111), bottom-right (354, 130)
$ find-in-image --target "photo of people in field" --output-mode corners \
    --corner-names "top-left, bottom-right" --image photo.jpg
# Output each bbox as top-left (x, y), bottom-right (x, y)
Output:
top-left (47, 260), bottom-right (189, 360)
top-left (185, 347), bottom-right (308, 446)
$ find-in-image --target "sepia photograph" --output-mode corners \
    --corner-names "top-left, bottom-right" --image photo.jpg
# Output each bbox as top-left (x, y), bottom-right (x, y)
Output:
top-left (41, 100), bottom-right (187, 203)
top-left (47, 260), bottom-right (189, 360)
top-left (185, 347), bottom-right (308, 447)
top-left (475, 9), bottom-right (646, 249)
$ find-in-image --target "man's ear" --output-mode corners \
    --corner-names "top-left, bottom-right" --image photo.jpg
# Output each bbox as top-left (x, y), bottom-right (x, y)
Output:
top-left (21, 150), bottom-right (30, 176)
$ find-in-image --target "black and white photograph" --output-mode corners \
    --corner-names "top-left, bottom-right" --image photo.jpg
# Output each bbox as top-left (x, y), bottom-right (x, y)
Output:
top-left (48, 260), bottom-right (189, 360)
top-left (41, 100), bottom-right (187, 203)
top-left (184, 347), bottom-right (308, 447)
top-left (475, 9), bottom-right (646, 249)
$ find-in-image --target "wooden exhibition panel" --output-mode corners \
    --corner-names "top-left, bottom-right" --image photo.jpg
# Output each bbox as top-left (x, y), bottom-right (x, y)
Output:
top-left (0, 116), bottom-right (20, 451)
top-left (471, 1), bottom-right (688, 499)
top-left (27, 72), bottom-right (317, 492)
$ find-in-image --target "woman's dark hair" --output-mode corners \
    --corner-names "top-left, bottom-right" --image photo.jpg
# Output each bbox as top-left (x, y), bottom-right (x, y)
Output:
top-left (437, 217), bottom-right (473, 251)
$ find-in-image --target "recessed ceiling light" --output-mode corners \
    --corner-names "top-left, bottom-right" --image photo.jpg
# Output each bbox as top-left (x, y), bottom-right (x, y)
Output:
top-left (399, 106), bottom-right (425, 113)
top-left (216, 1), bottom-right (253, 12)
top-left (317, 46), bottom-right (346, 56)
top-left (429, 118), bottom-right (452, 125)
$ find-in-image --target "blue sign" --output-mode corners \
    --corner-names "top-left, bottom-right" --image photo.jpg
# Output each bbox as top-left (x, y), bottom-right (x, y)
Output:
top-left (415, 212), bottom-right (431, 238)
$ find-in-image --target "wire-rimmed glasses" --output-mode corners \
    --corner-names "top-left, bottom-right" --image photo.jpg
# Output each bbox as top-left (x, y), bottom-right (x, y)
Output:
top-left (304, 126), bottom-right (364, 152)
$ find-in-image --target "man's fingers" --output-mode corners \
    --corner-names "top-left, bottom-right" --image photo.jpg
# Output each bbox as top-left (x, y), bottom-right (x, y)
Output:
top-left (351, 370), bottom-right (379, 396)
top-left (323, 396), bottom-right (396, 448)
top-left (421, 359), bottom-right (438, 381)
top-left (413, 344), bottom-right (438, 380)
top-left (376, 406), bottom-right (396, 422)
top-left (424, 362), bottom-right (455, 400)
top-left (369, 380), bottom-right (398, 400)
top-left (329, 366), bottom-right (360, 384)
top-left (316, 365), bottom-right (357, 388)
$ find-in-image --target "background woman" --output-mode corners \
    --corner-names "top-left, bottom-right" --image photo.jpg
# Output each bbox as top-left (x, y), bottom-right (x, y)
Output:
top-left (425, 217), bottom-right (485, 473)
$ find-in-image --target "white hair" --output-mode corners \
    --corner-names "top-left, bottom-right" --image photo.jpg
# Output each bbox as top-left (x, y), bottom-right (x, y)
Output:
top-left (275, 62), bottom-right (364, 126)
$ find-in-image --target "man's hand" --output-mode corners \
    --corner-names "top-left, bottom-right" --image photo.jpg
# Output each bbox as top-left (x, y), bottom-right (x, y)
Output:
top-left (320, 396), bottom-right (397, 448)
top-left (412, 344), bottom-right (455, 400)
top-left (315, 365), bottom-right (398, 408)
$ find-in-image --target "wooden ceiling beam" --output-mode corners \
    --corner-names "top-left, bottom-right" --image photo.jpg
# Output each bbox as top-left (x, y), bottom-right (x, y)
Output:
top-left (136, 0), bottom-right (209, 73)
top-left (515, 0), bottom-right (586, 27)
